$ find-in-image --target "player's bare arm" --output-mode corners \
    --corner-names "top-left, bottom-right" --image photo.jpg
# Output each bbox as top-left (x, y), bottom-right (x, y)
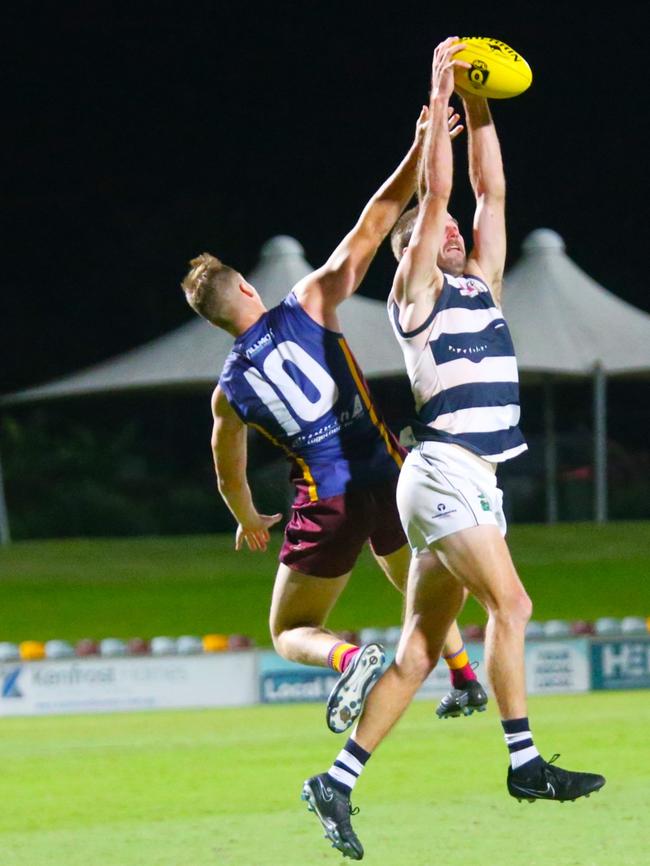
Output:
top-left (293, 107), bottom-right (430, 329)
top-left (211, 385), bottom-right (281, 552)
top-left (417, 105), bottom-right (464, 202)
top-left (391, 38), bottom-right (470, 333)
top-left (461, 94), bottom-right (507, 305)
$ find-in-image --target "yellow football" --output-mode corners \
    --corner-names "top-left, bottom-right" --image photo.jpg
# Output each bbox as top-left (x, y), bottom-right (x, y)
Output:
top-left (453, 37), bottom-right (532, 99)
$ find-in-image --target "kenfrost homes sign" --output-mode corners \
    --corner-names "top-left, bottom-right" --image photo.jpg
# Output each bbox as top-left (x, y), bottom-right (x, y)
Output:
top-left (0, 653), bottom-right (258, 716)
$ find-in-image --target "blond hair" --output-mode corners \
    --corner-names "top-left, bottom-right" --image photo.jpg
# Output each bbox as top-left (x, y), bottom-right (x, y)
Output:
top-left (181, 253), bottom-right (241, 327)
top-left (390, 206), bottom-right (419, 262)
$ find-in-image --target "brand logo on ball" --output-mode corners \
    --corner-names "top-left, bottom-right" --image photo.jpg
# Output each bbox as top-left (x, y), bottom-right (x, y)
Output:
top-left (468, 60), bottom-right (490, 88)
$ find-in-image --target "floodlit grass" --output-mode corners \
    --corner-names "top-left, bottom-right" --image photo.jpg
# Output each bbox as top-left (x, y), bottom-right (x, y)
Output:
top-left (0, 522), bottom-right (649, 644)
top-left (0, 691), bottom-right (647, 866)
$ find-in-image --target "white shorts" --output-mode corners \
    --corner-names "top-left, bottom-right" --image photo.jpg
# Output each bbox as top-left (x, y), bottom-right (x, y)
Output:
top-left (396, 441), bottom-right (507, 554)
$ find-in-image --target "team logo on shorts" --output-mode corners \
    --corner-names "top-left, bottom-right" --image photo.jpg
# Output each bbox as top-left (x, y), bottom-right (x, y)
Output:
top-left (478, 493), bottom-right (491, 512)
top-left (432, 503), bottom-right (456, 519)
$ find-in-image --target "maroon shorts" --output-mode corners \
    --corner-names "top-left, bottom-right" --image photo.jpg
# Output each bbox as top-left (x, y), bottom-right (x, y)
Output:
top-left (279, 476), bottom-right (407, 577)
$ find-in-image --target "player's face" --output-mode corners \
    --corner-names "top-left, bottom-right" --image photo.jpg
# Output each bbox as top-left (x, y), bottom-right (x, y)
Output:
top-left (437, 215), bottom-right (466, 275)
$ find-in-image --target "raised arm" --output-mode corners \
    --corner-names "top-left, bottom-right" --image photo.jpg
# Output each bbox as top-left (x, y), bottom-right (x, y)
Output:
top-left (462, 94), bottom-right (507, 304)
top-left (211, 386), bottom-right (281, 552)
top-left (391, 38), bottom-right (469, 332)
top-left (293, 107), bottom-right (429, 328)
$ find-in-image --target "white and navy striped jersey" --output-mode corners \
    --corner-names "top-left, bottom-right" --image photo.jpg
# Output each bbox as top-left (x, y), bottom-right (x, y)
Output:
top-left (388, 271), bottom-right (527, 463)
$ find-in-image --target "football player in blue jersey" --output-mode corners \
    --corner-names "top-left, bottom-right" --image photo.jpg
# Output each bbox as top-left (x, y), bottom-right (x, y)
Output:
top-left (181, 104), bottom-right (488, 750)
top-left (299, 38), bottom-right (604, 859)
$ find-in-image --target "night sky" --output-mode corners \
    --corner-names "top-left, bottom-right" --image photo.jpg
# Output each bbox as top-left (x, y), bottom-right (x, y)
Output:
top-left (4, 3), bottom-right (648, 396)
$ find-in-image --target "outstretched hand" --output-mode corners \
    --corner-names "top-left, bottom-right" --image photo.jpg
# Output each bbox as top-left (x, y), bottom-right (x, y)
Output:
top-left (414, 104), bottom-right (429, 144)
top-left (235, 512), bottom-right (283, 552)
top-left (415, 104), bottom-right (464, 143)
top-left (431, 36), bottom-right (470, 101)
top-left (448, 106), bottom-right (463, 140)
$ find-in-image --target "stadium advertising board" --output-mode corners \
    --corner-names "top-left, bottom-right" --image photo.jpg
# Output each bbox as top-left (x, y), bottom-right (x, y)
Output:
top-left (0, 652), bottom-right (258, 716)
top-left (261, 639), bottom-right (590, 706)
top-left (525, 638), bottom-right (590, 694)
top-left (408, 639), bottom-right (588, 698)
top-left (260, 653), bottom-right (339, 703)
top-left (260, 645), bottom-right (488, 704)
top-left (591, 637), bottom-right (650, 690)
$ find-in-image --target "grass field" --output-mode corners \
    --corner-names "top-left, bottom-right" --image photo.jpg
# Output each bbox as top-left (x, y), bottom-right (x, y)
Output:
top-left (1, 525), bottom-right (649, 864)
top-left (0, 521), bottom-right (649, 645)
top-left (2, 692), bottom-right (648, 866)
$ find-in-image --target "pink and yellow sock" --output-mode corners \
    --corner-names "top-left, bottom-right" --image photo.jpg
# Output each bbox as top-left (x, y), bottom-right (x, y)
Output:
top-left (328, 641), bottom-right (360, 673)
top-left (444, 643), bottom-right (477, 689)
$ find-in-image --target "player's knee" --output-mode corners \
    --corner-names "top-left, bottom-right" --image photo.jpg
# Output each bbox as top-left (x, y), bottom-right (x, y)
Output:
top-left (270, 616), bottom-right (321, 658)
top-left (510, 586), bottom-right (532, 625)
top-left (519, 590), bottom-right (533, 624)
top-left (415, 649), bottom-right (438, 682)
top-left (269, 617), bottom-right (289, 656)
top-left (271, 625), bottom-right (300, 660)
top-left (395, 636), bottom-right (438, 683)
top-left (270, 626), bottom-right (283, 655)
top-left (491, 586), bottom-right (532, 628)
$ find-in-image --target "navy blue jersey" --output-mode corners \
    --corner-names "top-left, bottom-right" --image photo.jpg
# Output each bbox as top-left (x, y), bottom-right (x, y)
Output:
top-left (219, 292), bottom-right (403, 502)
top-left (388, 272), bottom-right (527, 462)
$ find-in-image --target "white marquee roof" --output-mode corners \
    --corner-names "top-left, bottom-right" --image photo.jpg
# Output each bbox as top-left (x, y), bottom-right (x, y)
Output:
top-left (3, 229), bottom-right (650, 407)
top-left (503, 229), bottom-right (650, 378)
top-left (1, 236), bottom-right (405, 406)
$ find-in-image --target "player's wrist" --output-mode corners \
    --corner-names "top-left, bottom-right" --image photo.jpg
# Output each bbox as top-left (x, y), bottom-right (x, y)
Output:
top-left (238, 509), bottom-right (262, 530)
top-left (461, 94), bottom-right (491, 123)
top-left (430, 92), bottom-right (450, 108)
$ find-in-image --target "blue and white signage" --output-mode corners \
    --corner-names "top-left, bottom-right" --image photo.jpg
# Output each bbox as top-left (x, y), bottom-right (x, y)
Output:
top-left (591, 638), bottom-right (650, 690)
